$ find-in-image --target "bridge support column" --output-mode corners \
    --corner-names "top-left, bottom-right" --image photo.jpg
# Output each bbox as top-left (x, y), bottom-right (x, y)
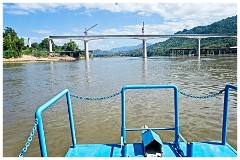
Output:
top-left (28, 38), bottom-right (31, 48)
top-left (196, 38), bottom-right (201, 59)
top-left (49, 39), bottom-right (52, 53)
top-left (84, 40), bottom-right (89, 60)
top-left (143, 39), bottom-right (147, 59)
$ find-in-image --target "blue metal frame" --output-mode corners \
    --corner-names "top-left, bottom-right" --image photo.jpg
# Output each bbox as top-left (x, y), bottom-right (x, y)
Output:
top-left (121, 85), bottom-right (179, 157)
top-left (34, 84), bottom-right (237, 157)
top-left (35, 89), bottom-right (76, 157)
top-left (221, 84), bottom-right (237, 145)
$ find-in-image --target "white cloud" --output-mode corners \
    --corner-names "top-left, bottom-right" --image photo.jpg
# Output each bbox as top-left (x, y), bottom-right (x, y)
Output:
top-left (6, 3), bottom-right (236, 50)
top-left (80, 3), bottom-right (236, 25)
top-left (4, 3), bottom-right (236, 31)
top-left (138, 11), bottom-right (151, 16)
top-left (98, 22), bottom-right (197, 36)
top-left (4, 3), bottom-right (236, 20)
top-left (32, 29), bottom-right (54, 34)
top-left (4, 3), bottom-right (63, 14)
top-left (5, 10), bottom-right (29, 15)
top-left (161, 3), bottom-right (237, 26)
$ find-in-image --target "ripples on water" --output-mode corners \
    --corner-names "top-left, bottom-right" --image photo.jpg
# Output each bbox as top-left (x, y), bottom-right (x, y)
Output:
top-left (3, 56), bottom-right (237, 157)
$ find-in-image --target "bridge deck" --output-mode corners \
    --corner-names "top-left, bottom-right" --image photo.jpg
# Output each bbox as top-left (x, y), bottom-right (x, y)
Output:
top-left (49, 34), bottom-right (237, 40)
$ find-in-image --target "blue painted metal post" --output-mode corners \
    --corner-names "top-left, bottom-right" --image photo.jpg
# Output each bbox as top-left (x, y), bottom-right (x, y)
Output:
top-left (221, 84), bottom-right (237, 145)
top-left (120, 85), bottom-right (180, 157)
top-left (187, 142), bottom-right (193, 157)
top-left (35, 89), bottom-right (71, 157)
top-left (66, 92), bottom-right (77, 148)
top-left (35, 115), bottom-right (48, 157)
top-left (173, 86), bottom-right (180, 146)
top-left (222, 86), bottom-right (229, 145)
top-left (121, 87), bottom-right (127, 157)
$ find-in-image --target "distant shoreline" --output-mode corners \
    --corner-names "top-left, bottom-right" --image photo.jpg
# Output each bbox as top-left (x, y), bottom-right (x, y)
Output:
top-left (3, 55), bottom-right (77, 63)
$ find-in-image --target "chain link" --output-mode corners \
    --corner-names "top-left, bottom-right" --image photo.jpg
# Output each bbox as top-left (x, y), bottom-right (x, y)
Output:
top-left (71, 88), bottom-right (225, 100)
top-left (19, 118), bottom-right (38, 157)
top-left (178, 88), bottom-right (225, 99)
top-left (70, 90), bottom-right (121, 100)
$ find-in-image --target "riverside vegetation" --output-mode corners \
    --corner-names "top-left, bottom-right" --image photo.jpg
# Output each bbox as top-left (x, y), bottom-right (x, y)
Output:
top-left (3, 27), bottom-right (82, 60)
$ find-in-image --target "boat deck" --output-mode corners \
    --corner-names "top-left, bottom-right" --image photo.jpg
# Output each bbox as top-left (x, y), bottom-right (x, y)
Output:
top-left (65, 141), bottom-right (237, 157)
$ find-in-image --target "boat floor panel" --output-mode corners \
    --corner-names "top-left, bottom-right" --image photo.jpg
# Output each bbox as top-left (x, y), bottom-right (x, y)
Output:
top-left (65, 142), bottom-right (237, 157)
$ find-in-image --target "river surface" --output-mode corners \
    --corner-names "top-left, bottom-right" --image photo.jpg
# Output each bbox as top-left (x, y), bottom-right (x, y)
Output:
top-left (3, 56), bottom-right (237, 157)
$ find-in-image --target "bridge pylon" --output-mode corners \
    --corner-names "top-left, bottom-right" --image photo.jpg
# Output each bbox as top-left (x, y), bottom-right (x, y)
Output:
top-left (84, 40), bottom-right (89, 60)
top-left (143, 39), bottom-right (147, 58)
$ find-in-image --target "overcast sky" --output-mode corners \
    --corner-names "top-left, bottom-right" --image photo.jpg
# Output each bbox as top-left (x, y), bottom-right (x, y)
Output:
top-left (3, 1), bottom-right (237, 50)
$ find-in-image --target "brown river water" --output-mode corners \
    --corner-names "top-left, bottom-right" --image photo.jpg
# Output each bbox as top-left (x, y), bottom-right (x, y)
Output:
top-left (3, 56), bottom-right (237, 157)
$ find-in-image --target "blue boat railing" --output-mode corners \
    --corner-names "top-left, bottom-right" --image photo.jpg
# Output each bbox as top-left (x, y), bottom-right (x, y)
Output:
top-left (35, 89), bottom-right (77, 157)
top-left (221, 84), bottom-right (237, 146)
top-left (120, 85), bottom-right (180, 157)
top-left (20, 84), bottom-right (237, 157)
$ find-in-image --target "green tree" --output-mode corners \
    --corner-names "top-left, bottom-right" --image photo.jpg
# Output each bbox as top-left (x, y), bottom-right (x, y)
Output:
top-left (31, 42), bottom-right (39, 50)
top-left (39, 38), bottom-right (50, 51)
top-left (38, 38), bottom-right (59, 52)
top-left (3, 27), bottom-right (24, 58)
top-left (3, 27), bottom-right (17, 39)
top-left (16, 38), bottom-right (25, 53)
top-left (62, 41), bottom-right (79, 51)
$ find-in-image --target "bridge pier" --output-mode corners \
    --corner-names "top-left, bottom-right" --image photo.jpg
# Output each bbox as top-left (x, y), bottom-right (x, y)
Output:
top-left (49, 38), bottom-right (53, 53)
top-left (196, 38), bottom-right (201, 59)
top-left (143, 39), bottom-right (147, 58)
top-left (84, 40), bottom-right (89, 60)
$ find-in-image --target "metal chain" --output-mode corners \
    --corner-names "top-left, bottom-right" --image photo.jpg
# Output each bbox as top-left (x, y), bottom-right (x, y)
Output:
top-left (19, 118), bottom-right (38, 157)
top-left (70, 90), bottom-right (122, 101)
top-left (71, 88), bottom-right (225, 100)
top-left (178, 88), bottom-right (225, 99)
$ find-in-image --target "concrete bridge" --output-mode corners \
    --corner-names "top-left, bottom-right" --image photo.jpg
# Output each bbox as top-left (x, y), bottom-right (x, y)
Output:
top-left (46, 34), bottom-right (236, 60)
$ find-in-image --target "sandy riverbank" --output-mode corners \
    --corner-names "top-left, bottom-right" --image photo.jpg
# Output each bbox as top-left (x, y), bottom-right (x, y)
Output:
top-left (3, 55), bottom-right (77, 63)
